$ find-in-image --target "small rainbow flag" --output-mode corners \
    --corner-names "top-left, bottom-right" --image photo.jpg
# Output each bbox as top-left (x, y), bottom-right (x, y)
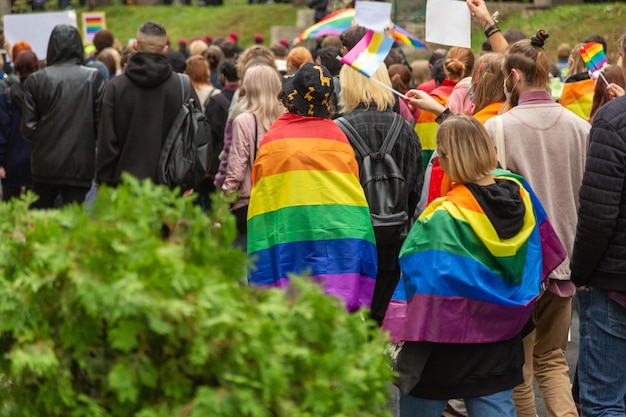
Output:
top-left (579, 42), bottom-right (607, 73)
top-left (82, 12), bottom-right (106, 44)
top-left (393, 25), bottom-right (426, 49)
top-left (297, 9), bottom-right (354, 42)
top-left (247, 113), bottom-right (378, 312)
top-left (297, 8), bottom-right (426, 50)
top-left (340, 29), bottom-right (394, 78)
top-left (383, 170), bottom-right (566, 344)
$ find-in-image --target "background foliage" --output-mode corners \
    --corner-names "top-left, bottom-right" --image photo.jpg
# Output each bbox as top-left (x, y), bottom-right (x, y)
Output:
top-left (0, 177), bottom-right (393, 416)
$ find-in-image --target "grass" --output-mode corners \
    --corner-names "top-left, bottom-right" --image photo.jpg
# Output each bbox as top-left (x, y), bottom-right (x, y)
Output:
top-left (470, 3), bottom-right (626, 63)
top-left (89, 2), bottom-right (300, 48)
top-left (66, 2), bottom-right (624, 61)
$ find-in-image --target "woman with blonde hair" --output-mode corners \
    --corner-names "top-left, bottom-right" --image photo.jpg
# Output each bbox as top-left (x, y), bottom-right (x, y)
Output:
top-left (222, 65), bottom-right (285, 250)
top-left (184, 55), bottom-right (220, 109)
top-left (337, 61), bottom-right (423, 326)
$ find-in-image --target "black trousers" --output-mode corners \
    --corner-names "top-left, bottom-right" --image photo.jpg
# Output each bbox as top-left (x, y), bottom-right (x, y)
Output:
top-left (30, 182), bottom-right (90, 209)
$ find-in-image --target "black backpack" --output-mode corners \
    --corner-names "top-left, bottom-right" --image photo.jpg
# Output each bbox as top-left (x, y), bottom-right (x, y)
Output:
top-left (335, 114), bottom-right (409, 244)
top-left (157, 73), bottom-right (212, 191)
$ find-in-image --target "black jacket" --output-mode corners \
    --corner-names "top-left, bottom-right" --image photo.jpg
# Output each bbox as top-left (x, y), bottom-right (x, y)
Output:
top-left (570, 95), bottom-right (626, 291)
top-left (96, 52), bottom-right (190, 186)
top-left (20, 24), bottom-right (106, 187)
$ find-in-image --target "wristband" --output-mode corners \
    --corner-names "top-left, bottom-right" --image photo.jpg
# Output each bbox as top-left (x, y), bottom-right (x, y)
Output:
top-left (435, 108), bottom-right (452, 125)
top-left (484, 24), bottom-right (500, 38)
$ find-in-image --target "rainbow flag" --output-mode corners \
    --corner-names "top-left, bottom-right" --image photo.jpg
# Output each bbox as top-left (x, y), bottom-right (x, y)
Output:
top-left (558, 78), bottom-right (594, 120)
top-left (579, 42), bottom-right (607, 73)
top-left (82, 12), bottom-right (106, 44)
top-left (392, 25), bottom-right (426, 49)
top-left (340, 29), bottom-right (394, 78)
top-left (383, 170), bottom-right (566, 344)
top-left (298, 9), bottom-right (354, 41)
top-left (298, 8), bottom-right (426, 49)
top-left (247, 113), bottom-right (378, 312)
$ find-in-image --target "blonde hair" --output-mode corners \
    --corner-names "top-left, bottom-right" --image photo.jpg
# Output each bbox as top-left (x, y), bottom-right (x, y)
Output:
top-left (566, 43), bottom-right (587, 79)
top-left (467, 52), bottom-right (506, 115)
top-left (189, 40), bottom-right (209, 56)
top-left (240, 65), bottom-right (285, 131)
top-left (339, 63), bottom-right (395, 114)
top-left (436, 115), bottom-right (497, 184)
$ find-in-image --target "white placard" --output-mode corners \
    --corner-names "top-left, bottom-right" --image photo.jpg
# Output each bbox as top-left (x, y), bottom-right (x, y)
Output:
top-left (425, 0), bottom-right (471, 48)
top-left (3, 11), bottom-right (78, 60)
top-left (355, 1), bottom-right (392, 34)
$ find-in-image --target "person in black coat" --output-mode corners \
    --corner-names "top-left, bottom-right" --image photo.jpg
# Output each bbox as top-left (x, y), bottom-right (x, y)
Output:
top-left (21, 25), bottom-right (106, 209)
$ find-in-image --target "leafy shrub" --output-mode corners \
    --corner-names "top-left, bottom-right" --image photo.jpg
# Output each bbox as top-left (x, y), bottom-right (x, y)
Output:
top-left (0, 176), bottom-right (393, 417)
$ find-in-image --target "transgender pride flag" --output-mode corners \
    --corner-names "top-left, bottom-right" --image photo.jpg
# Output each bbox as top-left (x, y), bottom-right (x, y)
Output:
top-left (340, 29), bottom-right (394, 78)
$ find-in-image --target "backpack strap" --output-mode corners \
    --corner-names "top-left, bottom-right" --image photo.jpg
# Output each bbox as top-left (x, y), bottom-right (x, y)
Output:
top-left (177, 73), bottom-right (192, 103)
top-left (335, 116), bottom-right (372, 159)
top-left (379, 113), bottom-right (404, 155)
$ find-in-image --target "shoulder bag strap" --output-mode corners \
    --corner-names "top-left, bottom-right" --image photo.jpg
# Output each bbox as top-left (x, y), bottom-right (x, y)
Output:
top-left (335, 116), bottom-right (372, 158)
top-left (494, 115), bottom-right (506, 170)
top-left (252, 114), bottom-right (259, 162)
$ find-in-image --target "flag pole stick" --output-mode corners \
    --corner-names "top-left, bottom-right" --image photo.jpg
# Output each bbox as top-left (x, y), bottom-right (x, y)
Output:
top-left (598, 70), bottom-right (611, 89)
top-left (368, 76), bottom-right (409, 100)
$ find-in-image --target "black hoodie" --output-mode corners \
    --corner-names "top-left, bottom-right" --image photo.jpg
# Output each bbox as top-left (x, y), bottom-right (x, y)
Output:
top-left (21, 24), bottom-right (106, 187)
top-left (96, 52), bottom-right (184, 186)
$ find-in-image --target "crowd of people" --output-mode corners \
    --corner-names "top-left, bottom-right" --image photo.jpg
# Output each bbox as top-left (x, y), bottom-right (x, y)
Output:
top-left (1, 0), bottom-right (626, 416)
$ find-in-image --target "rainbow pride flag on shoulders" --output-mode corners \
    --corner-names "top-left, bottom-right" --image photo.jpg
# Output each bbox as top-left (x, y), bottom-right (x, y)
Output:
top-left (383, 170), bottom-right (565, 344)
top-left (247, 113), bottom-right (378, 312)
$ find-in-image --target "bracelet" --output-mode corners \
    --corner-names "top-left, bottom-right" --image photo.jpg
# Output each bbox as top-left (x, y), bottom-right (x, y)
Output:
top-left (486, 28), bottom-right (501, 38)
top-left (435, 108), bottom-right (452, 125)
top-left (484, 23), bottom-right (500, 38)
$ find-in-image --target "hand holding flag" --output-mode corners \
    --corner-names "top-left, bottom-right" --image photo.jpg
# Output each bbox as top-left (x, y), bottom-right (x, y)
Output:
top-left (579, 42), bottom-right (610, 87)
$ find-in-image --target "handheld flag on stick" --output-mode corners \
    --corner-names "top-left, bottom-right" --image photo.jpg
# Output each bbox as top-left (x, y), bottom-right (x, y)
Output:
top-left (339, 29), bottom-right (407, 98)
top-left (579, 42), bottom-right (610, 87)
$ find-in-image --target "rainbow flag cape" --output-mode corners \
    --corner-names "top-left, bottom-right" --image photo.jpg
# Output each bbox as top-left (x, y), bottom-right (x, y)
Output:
top-left (558, 78), bottom-right (594, 120)
top-left (414, 80), bottom-right (455, 169)
top-left (247, 113), bottom-right (378, 312)
top-left (340, 29), bottom-right (394, 78)
top-left (297, 8), bottom-right (426, 49)
top-left (383, 170), bottom-right (566, 344)
top-left (579, 42), bottom-right (607, 73)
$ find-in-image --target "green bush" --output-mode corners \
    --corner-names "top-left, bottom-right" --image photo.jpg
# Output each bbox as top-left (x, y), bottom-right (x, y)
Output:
top-left (0, 176), bottom-right (393, 417)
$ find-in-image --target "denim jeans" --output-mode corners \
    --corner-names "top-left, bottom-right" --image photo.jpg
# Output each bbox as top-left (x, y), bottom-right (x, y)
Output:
top-left (578, 287), bottom-right (626, 417)
top-left (398, 389), bottom-right (516, 417)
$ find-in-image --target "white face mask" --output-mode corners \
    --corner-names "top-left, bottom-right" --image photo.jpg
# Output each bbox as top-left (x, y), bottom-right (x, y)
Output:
top-left (503, 71), bottom-right (518, 101)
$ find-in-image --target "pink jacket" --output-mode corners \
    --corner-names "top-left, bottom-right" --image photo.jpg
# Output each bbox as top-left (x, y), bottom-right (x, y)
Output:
top-left (221, 112), bottom-right (265, 210)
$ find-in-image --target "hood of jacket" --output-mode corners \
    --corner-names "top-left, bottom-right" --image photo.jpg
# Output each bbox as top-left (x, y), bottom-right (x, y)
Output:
top-left (465, 179), bottom-right (526, 240)
top-left (47, 24), bottom-right (84, 66)
top-left (125, 52), bottom-right (173, 88)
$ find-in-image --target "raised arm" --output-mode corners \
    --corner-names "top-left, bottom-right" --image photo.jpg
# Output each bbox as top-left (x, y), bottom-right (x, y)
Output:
top-left (466, 0), bottom-right (509, 53)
